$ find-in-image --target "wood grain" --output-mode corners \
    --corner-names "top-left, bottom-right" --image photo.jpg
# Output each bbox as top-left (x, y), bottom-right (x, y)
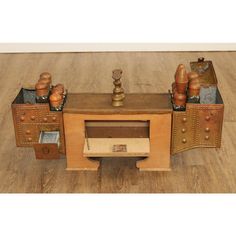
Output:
top-left (0, 51), bottom-right (236, 192)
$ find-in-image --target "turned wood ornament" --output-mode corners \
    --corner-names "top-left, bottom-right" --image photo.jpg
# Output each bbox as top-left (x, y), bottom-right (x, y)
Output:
top-left (35, 82), bottom-right (49, 97)
top-left (175, 64), bottom-right (188, 93)
top-left (52, 84), bottom-right (64, 95)
top-left (189, 80), bottom-right (200, 97)
top-left (173, 91), bottom-right (187, 106)
top-left (49, 93), bottom-right (63, 108)
top-left (111, 69), bottom-right (125, 107)
top-left (188, 71), bottom-right (199, 83)
top-left (38, 72), bottom-right (52, 88)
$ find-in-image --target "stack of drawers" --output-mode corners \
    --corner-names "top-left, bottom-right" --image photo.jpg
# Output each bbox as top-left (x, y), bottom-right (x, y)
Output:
top-left (12, 89), bottom-right (65, 157)
top-left (171, 92), bottom-right (224, 154)
top-left (171, 58), bottom-right (224, 154)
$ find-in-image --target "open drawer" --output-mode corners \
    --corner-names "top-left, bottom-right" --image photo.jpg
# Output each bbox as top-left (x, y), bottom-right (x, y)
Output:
top-left (33, 131), bottom-right (60, 159)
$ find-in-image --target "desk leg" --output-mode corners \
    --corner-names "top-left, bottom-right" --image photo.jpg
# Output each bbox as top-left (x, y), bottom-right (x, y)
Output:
top-left (63, 114), bottom-right (100, 171)
top-left (136, 113), bottom-right (171, 171)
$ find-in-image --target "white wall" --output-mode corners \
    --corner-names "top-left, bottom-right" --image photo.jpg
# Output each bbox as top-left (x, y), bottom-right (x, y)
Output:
top-left (0, 43), bottom-right (236, 53)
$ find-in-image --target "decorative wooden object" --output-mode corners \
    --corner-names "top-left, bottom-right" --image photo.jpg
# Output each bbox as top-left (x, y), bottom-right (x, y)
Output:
top-left (63, 93), bottom-right (172, 171)
top-left (11, 60), bottom-right (224, 171)
top-left (12, 88), bottom-right (66, 159)
top-left (111, 69), bottom-right (125, 107)
top-left (171, 58), bottom-right (224, 154)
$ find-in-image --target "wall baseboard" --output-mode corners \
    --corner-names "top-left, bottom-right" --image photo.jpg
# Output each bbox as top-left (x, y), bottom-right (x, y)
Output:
top-left (0, 43), bottom-right (235, 53)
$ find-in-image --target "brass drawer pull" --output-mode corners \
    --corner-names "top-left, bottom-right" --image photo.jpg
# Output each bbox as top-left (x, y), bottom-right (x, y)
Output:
top-left (52, 116), bottom-right (57, 121)
top-left (205, 127), bottom-right (210, 132)
top-left (182, 117), bottom-right (187, 122)
top-left (181, 128), bottom-right (186, 133)
top-left (43, 117), bottom-right (48, 122)
top-left (205, 135), bottom-right (210, 140)
top-left (205, 116), bottom-right (210, 121)
top-left (31, 115), bottom-right (36, 120)
top-left (182, 138), bottom-right (187, 143)
top-left (27, 137), bottom-right (32, 142)
top-left (26, 130), bottom-right (31, 134)
top-left (20, 116), bottom-right (25, 121)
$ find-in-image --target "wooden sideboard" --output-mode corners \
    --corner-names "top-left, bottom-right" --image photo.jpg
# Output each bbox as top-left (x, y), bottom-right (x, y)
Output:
top-left (63, 93), bottom-right (172, 171)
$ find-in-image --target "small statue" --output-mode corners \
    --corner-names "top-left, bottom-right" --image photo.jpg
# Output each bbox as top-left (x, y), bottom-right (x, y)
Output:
top-left (111, 69), bottom-right (125, 107)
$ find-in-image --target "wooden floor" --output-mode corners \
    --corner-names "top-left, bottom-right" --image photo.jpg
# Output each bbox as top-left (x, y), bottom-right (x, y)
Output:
top-left (0, 51), bottom-right (236, 193)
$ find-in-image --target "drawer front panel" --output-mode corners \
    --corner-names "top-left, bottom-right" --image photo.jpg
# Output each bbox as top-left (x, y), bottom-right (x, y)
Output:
top-left (34, 143), bottom-right (59, 159)
top-left (16, 108), bottom-right (39, 123)
top-left (40, 113), bottom-right (61, 123)
top-left (14, 123), bottom-right (39, 146)
top-left (171, 111), bottom-right (195, 154)
top-left (196, 107), bottom-right (224, 147)
top-left (20, 124), bottom-right (39, 144)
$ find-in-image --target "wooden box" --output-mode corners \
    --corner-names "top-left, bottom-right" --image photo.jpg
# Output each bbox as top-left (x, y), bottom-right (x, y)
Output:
top-left (171, 58), bottom-right (224, 154)
top-left (11, 88), bottom-right (66, 157)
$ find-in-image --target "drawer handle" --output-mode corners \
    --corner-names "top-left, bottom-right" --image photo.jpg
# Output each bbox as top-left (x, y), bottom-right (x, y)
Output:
top-left (27, 137), bottom-right (32, 142)
top-left (205, 116), bottom-right (210, 121)
top-left (20, 116), bottom-right (25, 121)
top-left (52, 116), bottom-right (57, 121)
top-left (31, 116), bottom-right (36, 120)
top-left (26, 130), bottom-right (31, 134)
top-left (205, 135), bottom-right (210, 140)
top-left (182, 138), bottom-right (187, 144)
top-left (181, 128), bottom-right (186, 133)
top-left (205, 127), bottom-right (210, 132)
top-left (182, 117), bottom-right (187, 122)
top-left (43, 117), bottom-right (48, 122)
top-left (42, 147), bottom-right (50, 154)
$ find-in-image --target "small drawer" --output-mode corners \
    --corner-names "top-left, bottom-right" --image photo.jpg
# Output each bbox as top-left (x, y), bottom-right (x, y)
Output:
top-left (33, 131), bottom-right (60, 160)
top-left (16, 109), bottom-right (39, 123)
top-left (171, 111), bottom-right (194, 153)
top-left (34, 143), bottom-right (59, 159)
top-left (41, 114), bottom-right (60, 123)
top-left (197, 108), bottom-right (223, 146)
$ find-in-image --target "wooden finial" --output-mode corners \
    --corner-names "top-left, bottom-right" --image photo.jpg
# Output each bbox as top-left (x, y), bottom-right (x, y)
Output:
top-left (111, 69), bottom-right (125, 107)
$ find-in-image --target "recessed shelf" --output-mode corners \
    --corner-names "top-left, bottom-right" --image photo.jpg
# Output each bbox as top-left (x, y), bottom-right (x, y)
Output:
top-left (83, 138), bottom-right (150, 157)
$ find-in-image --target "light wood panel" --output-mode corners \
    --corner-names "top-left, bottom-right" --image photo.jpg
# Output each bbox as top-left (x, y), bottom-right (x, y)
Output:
top-left (83, 138), bottom-right (150, 157)
top-left (0, 51), bottom-right (236, 192)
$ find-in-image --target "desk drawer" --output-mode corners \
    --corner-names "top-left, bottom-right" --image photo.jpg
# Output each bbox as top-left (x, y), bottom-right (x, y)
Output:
top-left (34, 143), bottom-right (59, 159)
top-left (33, 131), bottom-right (60, 159)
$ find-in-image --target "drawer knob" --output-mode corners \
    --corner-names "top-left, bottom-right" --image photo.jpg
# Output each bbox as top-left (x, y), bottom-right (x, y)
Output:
top-left (42, 147), bottom-right (50, 154)
top-left (182, 138), bottom-right (187, 143)
top-left (27, 137), bottom-right (32, 142)
top-left (181, 128), bottom-right (186, 133)
top-left (182, 117), bottom-right (187, 122)
top-left (20, 116), bottom-right (25, 121)
top-left (43, 117), bottom-right (48, 122)
top-left (52, 116), bottom-right (57, 121)
top-left (26, 130), bottom-right (31, 134)
top-left (31, 116), bottom-right (35, 120)
top-left (205, 116), bottom-right (210, 121)
top-left (205, 127), bottom-right (210, 132)
top-left (205, 135), bottom-right (210, 140)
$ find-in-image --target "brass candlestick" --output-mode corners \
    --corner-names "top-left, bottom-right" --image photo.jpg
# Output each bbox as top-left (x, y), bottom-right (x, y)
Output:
top-left (111, 69), bottom-right (125, 107)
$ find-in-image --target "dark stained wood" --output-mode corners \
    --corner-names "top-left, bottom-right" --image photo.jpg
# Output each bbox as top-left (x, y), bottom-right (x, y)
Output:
top-left (63, 93), bottom-right (172, 114)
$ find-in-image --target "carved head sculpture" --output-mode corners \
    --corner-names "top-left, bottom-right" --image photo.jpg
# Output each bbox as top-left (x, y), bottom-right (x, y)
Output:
top-left (112, 69), bottom-right (123, 80)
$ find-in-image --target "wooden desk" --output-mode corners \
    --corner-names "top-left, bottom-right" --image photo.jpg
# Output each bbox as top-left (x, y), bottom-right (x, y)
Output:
top-left (63, 93), bottom-right (172, 171)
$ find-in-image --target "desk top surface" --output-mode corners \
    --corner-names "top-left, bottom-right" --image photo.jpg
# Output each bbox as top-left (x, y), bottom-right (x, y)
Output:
top-left (63, 93), bottom-right (172, 114)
